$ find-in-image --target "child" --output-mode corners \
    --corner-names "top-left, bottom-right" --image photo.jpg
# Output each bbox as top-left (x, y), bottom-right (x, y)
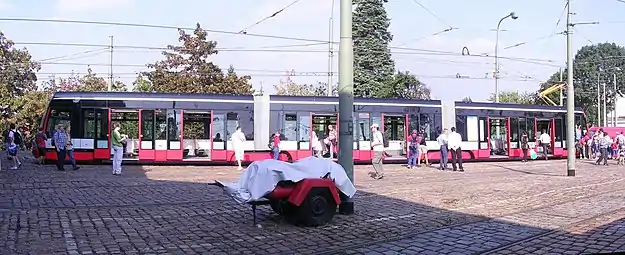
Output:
top-left (618, 145), bottom-right (625, 165)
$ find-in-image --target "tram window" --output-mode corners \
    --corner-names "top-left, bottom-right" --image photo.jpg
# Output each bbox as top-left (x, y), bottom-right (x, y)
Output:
top-left (409, 114), bottom-right (419, 135)
top-left (237, 110), bottom-right (254, 140)
top-left (212, 113), bottom-right (225, 142)
top-left (283, 114), bottom-right (297, 141)
top-left (518, 118), bottom-right (527, 141)
top-left (455, 115), bottom-right (468, 141)
top-left (155, 110), bottom-right (167, 140)
top-left (555, 118), bottom-right (563, 141)
top-left (384, 116), bottom-right (405, 140)
top-left (526, 118), bottom-right (536, 142)
top-left (358, 113), bottom-right (371, 141)
top-left (419, 114), bottom-right (434, 140)
top-left (167, 110), bottom-right (181, 142)
top-left (46, 110), bottom-right (71, 137)
top-left (298, 114), bottom-right (310, 142)
top-left (183, 113), bottom-right (210, 140)
top-left (95, 110), bottom-right (108, 141)
top-left (432, 113), bottom-right (442, 139)
top-left (269, 111), bottom-right (279, 134)
top-left (83, 109), bottom-right (96, 139)
top-left (225, 112), bottom-right (239, 139)
top-left (510, 117), bottom-right (519, 142)
top-left (141, 110), bottom-right (154, 141)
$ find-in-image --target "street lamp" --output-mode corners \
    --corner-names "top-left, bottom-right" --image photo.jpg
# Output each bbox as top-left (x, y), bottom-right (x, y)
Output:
top-left (494, 12), bottom-right (518, 103)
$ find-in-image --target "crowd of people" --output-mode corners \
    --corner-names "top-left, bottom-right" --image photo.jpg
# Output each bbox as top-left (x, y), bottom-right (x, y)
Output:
top-left (578, 128), bottom-right (625, 166)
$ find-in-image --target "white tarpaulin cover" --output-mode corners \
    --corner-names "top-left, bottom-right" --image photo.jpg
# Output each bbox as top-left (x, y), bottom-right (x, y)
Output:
top-left (219, 157), bottom-right (357, 204)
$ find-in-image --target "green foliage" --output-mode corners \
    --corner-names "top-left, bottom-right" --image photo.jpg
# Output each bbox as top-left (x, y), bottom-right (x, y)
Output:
top-left (274, 74), bottom-right (336, 96)
top-left (43, 68), bottom-right (127, 92)
top-left (461, 97), bottom-right (473, 102)
top-left (0, 30), bottom-right (41, 128)
top-left (487, 91), bottom-right (536, 104)
top-left (386, 71), bottom-right (431, 99)
top-left (144, 23), bottom-right (253, 95)
top-left (538, 43), bottom-right (625, 125)
top-left (352, 0), bottom-right (395, 97)
top-left (132, 74), bottom-right (154, 92)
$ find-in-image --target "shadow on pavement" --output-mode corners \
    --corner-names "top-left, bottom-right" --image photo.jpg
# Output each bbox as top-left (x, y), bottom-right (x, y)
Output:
top-left (0, 158), bottom-right (624, 255)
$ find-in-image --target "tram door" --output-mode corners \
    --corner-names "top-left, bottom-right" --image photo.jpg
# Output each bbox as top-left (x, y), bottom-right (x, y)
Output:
top-left (311, 113), bottom-right (338, 159)
top-left (181, 111), bottom-right (212, 160)
top-left (535, 119), bottom-right (554, 155)
top-left (487, 117), bottom-right (510, 158)
top-left (382, 114), bottom-right (407, 158)
top-left (109, 109), bottom-right (139, 160)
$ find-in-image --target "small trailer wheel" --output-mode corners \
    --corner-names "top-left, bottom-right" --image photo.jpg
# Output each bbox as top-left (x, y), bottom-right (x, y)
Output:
top-left (295, 187), bottom-right (337, 227)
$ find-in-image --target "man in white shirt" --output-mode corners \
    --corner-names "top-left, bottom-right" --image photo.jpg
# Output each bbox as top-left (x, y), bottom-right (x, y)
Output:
top-left (539, 130), bottom-right (551, 160)
top-left (436, 128), bottom-right (449, 170)
top-left (370, 123), bottom-right (384, 179)
top-left (447, 127), bottom-right (463, 171)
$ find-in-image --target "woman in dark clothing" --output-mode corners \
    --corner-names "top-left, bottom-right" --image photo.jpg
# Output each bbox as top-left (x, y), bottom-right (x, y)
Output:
top-left (520, 131), bottom-right (529, 162)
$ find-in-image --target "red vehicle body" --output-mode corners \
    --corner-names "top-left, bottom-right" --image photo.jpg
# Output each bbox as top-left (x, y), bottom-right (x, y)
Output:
top-left (36, 92), bottom-right (588, 164)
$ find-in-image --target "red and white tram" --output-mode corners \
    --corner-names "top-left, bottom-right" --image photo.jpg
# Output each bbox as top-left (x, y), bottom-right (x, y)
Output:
top-left (36, 92), bottom-right (587, 164)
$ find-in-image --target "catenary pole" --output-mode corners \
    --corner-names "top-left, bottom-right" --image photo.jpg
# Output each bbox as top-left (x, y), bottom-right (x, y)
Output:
top-left (338, 0), bottom-right (355, 214)
top-left (566, 0), bottom-right (575, 176)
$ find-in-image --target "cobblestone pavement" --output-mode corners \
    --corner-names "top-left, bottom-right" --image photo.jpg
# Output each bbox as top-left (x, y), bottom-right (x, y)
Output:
top-left (1, 158), bottom-right (624, 254)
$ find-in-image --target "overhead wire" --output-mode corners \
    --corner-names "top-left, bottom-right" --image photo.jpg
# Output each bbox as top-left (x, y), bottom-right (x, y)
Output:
top-left (37, 48), bottom-right (109, 62)
top-left (10, 40), bottom-right (562, 64)
top-left (396, 0), bottom-right (455, 47)
top-left (237, 0), bottom-right (304, 34)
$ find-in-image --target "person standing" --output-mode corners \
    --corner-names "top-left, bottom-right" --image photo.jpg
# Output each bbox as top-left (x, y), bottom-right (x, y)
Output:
top-left (436, 128), bottom-right (449, 170)
top-left (35, 128), bottom-right (47, 165)
top-left (539, 130), bottom-right (551, 160)
top-left (64, 126), bottom-right (80, 171)
top-left (271, 131), bottom-right (281, 160)
top-left (230, 126), bottom-right (246, 170)
top-left (596, 131), bottom-right (609, 166)
top-left (407, 130), bottom-right (419, 169)
top-left (111, 123), bottom-right (126, 175)
top-left (7, 123), bottom-right (22, 170)
top-left (53, 124), bottom-right (67, 171)
top-left (520, 131), bottom-right (529, 162)
top-left (448, 127), bottom-right (464, 172)
top-left (370, 123), bottom-right (384, 179)
top-left (325, 125), bottom-right (337, 158)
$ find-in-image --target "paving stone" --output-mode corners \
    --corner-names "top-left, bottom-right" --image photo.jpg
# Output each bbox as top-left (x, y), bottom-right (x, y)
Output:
top-left (1, 160), bottom-right (625, 254)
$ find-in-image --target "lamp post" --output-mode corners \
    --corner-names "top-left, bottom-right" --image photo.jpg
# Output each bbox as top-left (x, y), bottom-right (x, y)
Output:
top-left (494, 12), bottom-right (518, 103)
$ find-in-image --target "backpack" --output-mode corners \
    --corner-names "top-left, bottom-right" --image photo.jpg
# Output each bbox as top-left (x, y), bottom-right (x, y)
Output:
top-left (11, 130), bottom-right (23, 145)
top-left (409, 136), bottom-right (418, 150)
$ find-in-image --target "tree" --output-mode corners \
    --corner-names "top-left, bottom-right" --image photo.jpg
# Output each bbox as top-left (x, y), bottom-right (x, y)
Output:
top-left (0, 31), bottom-right (41, 125)
top-left (145, 23), bottom-right (253, 94)
top-left (43, 68), bottom-right (126, 92)
top-left (487, 91), bottom-right (536, 104)
top-left (386, 71), bottom-right (431, 99)
top-left (273, 72), bottom-right (336, 96)
top-left (461, 97), bottom-right (473, 102)
top-left (132, 74), bottom-right (154, 92)
top-left (353, 0), bottom-right (395, 98)
top-left (537, 43), bottom-right (625, 125)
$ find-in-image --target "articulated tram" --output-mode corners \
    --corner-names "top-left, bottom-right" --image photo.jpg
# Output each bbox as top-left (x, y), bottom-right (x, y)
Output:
top-left (38, 92), bottom-right (587, 164)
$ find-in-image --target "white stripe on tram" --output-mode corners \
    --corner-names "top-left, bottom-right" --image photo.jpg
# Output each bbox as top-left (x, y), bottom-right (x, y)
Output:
top-left (270, 100), bottom-right (443, 107)
top-left (52, 96), bottom-right (254, 103)
top-left (455, 105), bottom-right (583, 113)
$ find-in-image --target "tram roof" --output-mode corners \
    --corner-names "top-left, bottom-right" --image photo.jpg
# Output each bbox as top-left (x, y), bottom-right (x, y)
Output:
top-left (454, 101), bottom-right (584, 113)
top-left (52, 91), bottom-right (255, 102)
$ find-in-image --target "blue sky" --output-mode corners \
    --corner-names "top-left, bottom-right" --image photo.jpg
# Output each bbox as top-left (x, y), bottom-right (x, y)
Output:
top-left (1, 0), bottom-right (624, 100)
